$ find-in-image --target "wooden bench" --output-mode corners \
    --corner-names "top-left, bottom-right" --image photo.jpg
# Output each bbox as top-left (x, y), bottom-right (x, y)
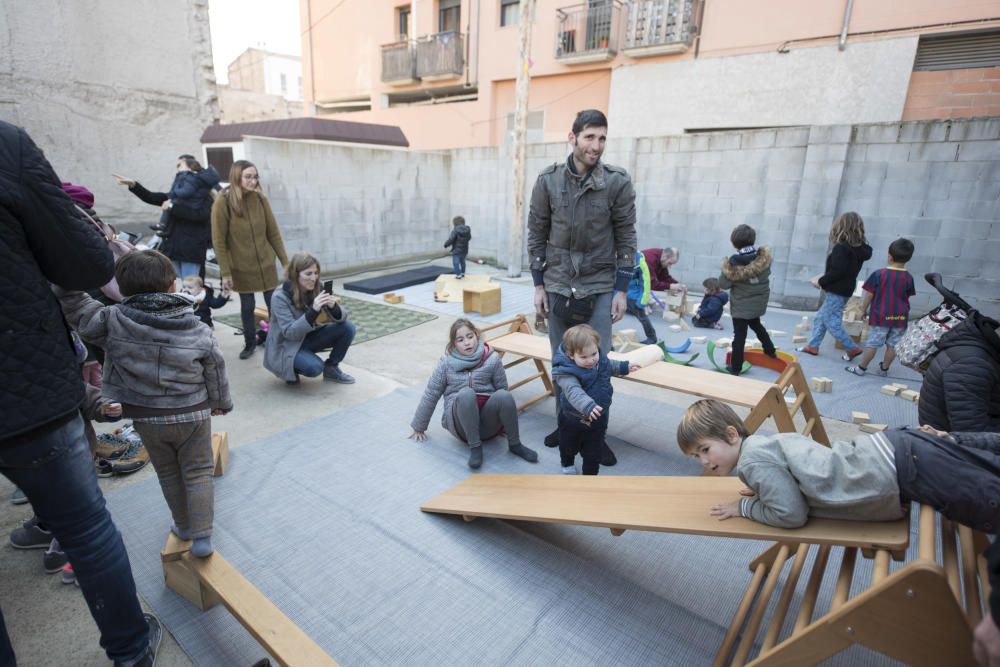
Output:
top-left (162, 533), bottom-right (339, 667)
top-left (479, 315), bottom-right (829, 446)
top-left (421, 476), bottom-right (989, 665)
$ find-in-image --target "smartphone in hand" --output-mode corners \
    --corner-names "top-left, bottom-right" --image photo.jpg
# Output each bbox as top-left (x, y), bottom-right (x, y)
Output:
top-left (322, 280), bottom-right (333, 295)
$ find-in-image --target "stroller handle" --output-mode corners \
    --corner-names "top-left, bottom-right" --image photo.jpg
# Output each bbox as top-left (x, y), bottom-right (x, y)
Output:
top-left (924, 273), bottom-right (974, 312)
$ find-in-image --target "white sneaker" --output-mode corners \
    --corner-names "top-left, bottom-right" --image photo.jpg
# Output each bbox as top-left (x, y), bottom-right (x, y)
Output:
top-left (561, 466), bottom-right (577, 475)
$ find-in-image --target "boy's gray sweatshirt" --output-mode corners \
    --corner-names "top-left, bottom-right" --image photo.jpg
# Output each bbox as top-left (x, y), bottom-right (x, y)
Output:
top-left (736, 431), bottom-right (904, 528)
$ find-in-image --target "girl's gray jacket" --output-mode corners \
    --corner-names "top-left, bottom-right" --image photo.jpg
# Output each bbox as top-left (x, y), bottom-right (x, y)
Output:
top-left (410, 349), bottom-right (508, 436)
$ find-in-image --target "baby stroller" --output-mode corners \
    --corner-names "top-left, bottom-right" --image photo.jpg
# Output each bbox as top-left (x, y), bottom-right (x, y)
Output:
top-left (896, 273), bottom-right (973, 373)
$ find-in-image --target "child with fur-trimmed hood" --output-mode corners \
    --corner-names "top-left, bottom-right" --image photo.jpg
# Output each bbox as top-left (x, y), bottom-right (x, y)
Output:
top-left (718, 224), bottom-right (777, 375)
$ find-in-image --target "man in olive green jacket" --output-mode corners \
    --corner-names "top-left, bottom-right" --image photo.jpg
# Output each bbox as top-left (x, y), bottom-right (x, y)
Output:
top-left (527, 109), bottom-right (637, 466)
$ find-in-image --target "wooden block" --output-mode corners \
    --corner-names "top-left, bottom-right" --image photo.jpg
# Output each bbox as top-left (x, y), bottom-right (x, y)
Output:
top-left (792, 335), bottom-right (808, 344)
top-left (462, 284), bottom-right (501, 316)
top-left (892, 383), bottom-right (908, 390)
top-left (163, 557), bottom-right (221, 611)
top-left (669, 324), bottom-right (682, 332)
top-left (900, 389), bottom-right (920, 402)
top-left (666, 293), bottom-right (684, 307)
top-left (823, 377), bottom-right (833, 392)
top-left (880, 385), bottom-right (902, 396)
top-left (810, 377), bottom-right (824, 392)
top-left (253, 306), bottom-right (269, 323)
top-left (860, 423), bottom-right (888, 433)
top-left (383, 293), bottom-right (404, 304)
top-left (662, 309), bottom-right (680, 322)
top-left (851, 411), bottom-right (871, 424)
top-left (161, 531), bottom-right (191, 563)
top-left (690, 336), bottom-right (706, 344)
top-left (211, 432), bottom-right (229, 477)
top-left (767, 330), bottom-right (786, 337)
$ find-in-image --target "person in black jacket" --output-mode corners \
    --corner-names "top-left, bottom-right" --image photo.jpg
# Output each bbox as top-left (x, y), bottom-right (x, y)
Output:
top-left (797, 211), bottom-right (873, 360)
top-left (114, 155), bottom-right (219, 280)
top-left (443, 215), bottom-right (471, 278)
top-left (918, 312), bottom-right (1000, 433)
top-left (0, 121), bottom-right (160, 666)
top-left (974, 537), bottom-right (1000, 665)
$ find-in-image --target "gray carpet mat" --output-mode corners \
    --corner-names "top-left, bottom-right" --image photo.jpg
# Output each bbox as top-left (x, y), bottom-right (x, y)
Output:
top-left (107, 387), bottom-right (908, 666)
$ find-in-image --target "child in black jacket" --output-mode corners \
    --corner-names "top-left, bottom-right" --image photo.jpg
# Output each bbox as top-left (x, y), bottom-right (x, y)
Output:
top-left (181, 276), bottom-right (230, 328)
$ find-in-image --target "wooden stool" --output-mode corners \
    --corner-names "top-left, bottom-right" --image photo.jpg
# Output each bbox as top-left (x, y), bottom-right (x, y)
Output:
top-left (462, 284), bottom-right (501, 316)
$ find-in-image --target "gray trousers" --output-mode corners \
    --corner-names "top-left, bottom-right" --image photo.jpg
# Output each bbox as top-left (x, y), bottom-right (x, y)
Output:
top-left (451, 387), bottom-right (521, 448)
top-left (546, 290), bottom-right (614, 402)
top-left (133, 419), bottom-right (214, 539)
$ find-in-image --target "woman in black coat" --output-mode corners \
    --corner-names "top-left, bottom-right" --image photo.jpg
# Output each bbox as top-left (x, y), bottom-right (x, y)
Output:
top-left (918, 311), bottom-right (1000, 433)
top-left (114, 155), bottom-right (219, 279)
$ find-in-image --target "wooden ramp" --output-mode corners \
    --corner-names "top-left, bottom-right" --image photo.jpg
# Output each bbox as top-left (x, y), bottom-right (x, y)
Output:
top-left (420, 474), bottom-right (909, 550)
top-left (482, 316), bottom-right (829, 446)
top-left (161, 534), bottom-right (338, 667)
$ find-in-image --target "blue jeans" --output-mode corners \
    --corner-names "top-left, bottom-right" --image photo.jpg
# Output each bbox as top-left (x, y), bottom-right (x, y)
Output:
top-left (294, 321), bottom-right (357, 377)
top-left (807, 292), bottom-right (860, 352)
top-left (451, 254), bottom-right (467, 277)
top-left (0, 415), bottom-right (149, 664)
top-left (171, 260), bottom-right (200, 280)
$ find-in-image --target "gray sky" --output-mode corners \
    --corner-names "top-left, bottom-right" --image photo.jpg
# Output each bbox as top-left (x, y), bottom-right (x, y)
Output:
top-left (209, 0), bottom-right (302, 84)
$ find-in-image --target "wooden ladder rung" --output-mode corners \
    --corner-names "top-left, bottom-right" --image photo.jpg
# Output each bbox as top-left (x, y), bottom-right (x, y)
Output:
top-left (732, 543), bottom-right (791, 666)
top-left (801, 417), bottom-right (816, 437)
top-left (714, 563), bottom-right (768, 667)
top-left (516, 392), bottom-right (551, 412)
top-left (502, 355), bottom-right (532, 370)
top-left (508, 372), bottom-right (544, 391)
top-left (958, 524), bottom-right (983, 626)
top-left (760, 543), bottom-right (810, 652)
top-left (918, 505), bottom-right (936, 562)
top-left (793, 543), bottom-right (831, 633)
top-left (831, 547), bottom-right (857, 611)
top-left (787, 392), bottom-right (807, 418)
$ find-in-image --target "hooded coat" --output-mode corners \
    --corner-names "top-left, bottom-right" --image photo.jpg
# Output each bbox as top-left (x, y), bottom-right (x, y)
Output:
top-left (718, 246), bottom-right (772, 320)
top-left (444, 224), bottom-right (471, 256)
top-left (918, 312), bottom-right (1000, 433)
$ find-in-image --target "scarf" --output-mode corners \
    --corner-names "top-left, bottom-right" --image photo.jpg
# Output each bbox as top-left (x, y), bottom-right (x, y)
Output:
top-left (121, 292), bottom-right (194, 313)
top-left (447, 340), bottom-right (488, 371)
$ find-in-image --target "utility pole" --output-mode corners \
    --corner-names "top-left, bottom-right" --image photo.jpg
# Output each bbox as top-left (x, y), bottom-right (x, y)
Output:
top-left (507, 0), bottom-right (535, 277)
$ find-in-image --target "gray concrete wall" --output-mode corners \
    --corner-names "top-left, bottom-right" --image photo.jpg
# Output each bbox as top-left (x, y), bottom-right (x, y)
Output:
top-left (0, 0), bottom-right (218, 226)
top-left (242, 117), bottom-right (1000, 318)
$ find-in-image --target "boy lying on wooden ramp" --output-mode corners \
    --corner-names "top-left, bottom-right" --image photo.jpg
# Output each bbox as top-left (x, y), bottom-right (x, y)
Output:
top-left (677, 399), bottom-right (999, 534)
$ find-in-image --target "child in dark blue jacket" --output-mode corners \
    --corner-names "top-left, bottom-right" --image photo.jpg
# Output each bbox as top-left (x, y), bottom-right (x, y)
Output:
top-left (551, 324), bottom-right (638, 475)
top-left (693, 277), bottom-right (728, 329)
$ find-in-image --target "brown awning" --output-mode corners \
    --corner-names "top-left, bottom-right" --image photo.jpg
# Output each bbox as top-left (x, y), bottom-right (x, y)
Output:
top-left (200, 117), bottom-right (409, 148)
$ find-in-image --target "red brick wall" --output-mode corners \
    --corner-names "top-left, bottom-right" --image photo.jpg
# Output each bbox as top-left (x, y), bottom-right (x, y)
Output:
top-left (902, 67), bottom-right (1000, 120)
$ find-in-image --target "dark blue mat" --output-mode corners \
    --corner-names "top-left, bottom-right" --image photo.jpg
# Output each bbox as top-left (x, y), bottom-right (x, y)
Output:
top-left (343, 265), bottom-right (449, 294)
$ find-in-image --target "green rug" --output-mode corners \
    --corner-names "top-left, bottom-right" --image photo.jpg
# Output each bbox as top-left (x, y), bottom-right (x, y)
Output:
top-left (215, 295), bottom-right (437, 344)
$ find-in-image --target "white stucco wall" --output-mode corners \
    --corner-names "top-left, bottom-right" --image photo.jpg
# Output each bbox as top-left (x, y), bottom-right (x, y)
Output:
top-left (264, 56), bottom-right (303, 101)
top-left (608, 37), bottom-right (918, 136)
top-left (0, 0), bottom-right (218, 226)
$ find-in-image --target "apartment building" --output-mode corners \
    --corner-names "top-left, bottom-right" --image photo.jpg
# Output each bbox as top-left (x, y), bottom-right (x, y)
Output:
top-left (228, 47), bottom-right (304, 101)
top-left (300, 1), bottom-right (999, 149)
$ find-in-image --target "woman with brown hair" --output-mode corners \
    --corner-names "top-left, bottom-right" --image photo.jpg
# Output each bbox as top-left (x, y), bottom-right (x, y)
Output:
top-left (263, 252), bottom-right (356, 384)
top-left (211, 160), bottom-right (289, 359)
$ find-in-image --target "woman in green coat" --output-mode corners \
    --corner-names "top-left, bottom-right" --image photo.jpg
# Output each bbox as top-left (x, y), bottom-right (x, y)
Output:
top-left (211, 160), bottom-right (289, 359)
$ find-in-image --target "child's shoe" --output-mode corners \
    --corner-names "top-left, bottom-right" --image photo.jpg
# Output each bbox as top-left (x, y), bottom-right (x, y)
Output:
top-left (468, 445), bottom-right (483, 469)
top-left (841, 348), bottom-right (863, 361)
top-left (508, 443), bottom-right (538, 463)
top-left (61, 564), bottom-right (79, 587)
top-left (845, 364), bottom-right (867, 376)
top-left (561, 466), bottom-right (577, 475)
top-left (713, 322), bottom-right (724, 330)
top-left (43, 539), bottom-right (68, 573)
top-left (190, 537), bottom-right (214, 558)
top-left (796, 345), bottom-right (819, 356)
top-left (543, 428), bottom-right (559, 448)
top-left (875, 363), bottom-right (889, 377)
top-left (10, 487), bottom-right (27, 505)
top-left (10, 517), bottom-right (53, 549)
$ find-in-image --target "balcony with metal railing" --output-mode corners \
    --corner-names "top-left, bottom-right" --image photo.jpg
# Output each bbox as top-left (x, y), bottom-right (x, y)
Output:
top-left (622, 0), bottom-right (701, 57)
top-left (555, 1), bottom-right (623, 65)
top-left (381, 40), bottom-right (418, 85)
top-left (416, 31), bottom-right (465, 80)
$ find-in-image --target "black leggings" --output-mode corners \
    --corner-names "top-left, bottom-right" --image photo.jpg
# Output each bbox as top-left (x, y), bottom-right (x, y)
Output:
top-left (239, 290), bottom-right (274, 347)
top-left (731, 317), bottom-right (775, 375)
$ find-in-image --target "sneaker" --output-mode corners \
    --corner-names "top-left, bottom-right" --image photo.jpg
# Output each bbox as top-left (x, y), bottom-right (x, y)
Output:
top-left (133, 612), bottom-right (163, 667)
top-left (561, 466), bottom-right (577, 475)
top-left (43, 539), bottom-right (68, 573)
top-left (841, 348), bottom-right (863, 361)
top-left (239, 344), bottom-right (256, 360)
top-left (543, 428), bottom-right (559, 448)
top-left (468, 446), bottom-right (483, 469)
top-left (10, 517), bottom-right (52, 549)
top-left (796, 345), bottom-right (819, 356)
top-left (61, 564), bottom-right (78, 587)
top-left (107, 439), bottom-right (149, 476)
top-left (323, 364), bottom-right (355, 384)
top-left (875, 363), bottom-right (889, 377)
top-left (600, 441), bottom-right (617, 467)
top-left (95, 434), bottom-right (129, 460)
top-left (845, 365), bottom-right (867, 376)
top-left (95, 458), bottom-right (114, 478)
top-left (10, 487), bottom-right (27, 505)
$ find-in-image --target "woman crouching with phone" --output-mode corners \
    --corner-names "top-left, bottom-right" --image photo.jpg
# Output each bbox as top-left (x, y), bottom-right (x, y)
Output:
top-left (263, 252), bottom-right (356, 385)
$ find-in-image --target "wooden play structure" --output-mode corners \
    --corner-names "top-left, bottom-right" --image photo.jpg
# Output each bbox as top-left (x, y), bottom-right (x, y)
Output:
top-left (422, 478), bottom-right (988, 665)
top-left (462, 283), bottom-right (502, 316)
top-left (479, 315), bottom-right (830, 447)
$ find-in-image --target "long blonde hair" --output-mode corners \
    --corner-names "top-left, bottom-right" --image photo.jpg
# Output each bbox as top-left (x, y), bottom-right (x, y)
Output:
top-left (829, 211), bottom-right (867, 247)
top-left (224, 159), bottom-right (259, 217)
top-left (286, 252), bottom-right (322, 311)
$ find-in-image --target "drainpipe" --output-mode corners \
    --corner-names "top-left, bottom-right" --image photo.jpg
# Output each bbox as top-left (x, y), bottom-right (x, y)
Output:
top-left (305, 0), bottom-right (316, 115)
top-left (838, 0), bottom-right (854, 51)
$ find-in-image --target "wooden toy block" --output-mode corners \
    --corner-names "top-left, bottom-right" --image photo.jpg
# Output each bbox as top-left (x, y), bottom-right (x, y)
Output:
top-left (669, 324), bottom-right (682, 332)
top-left (666, 293), bottom-right (684, 307)
top-left (662, 309), bottom-right (680, 322)
top-left (767, 330), bottom-right (786, 337)
top-left (690, 336), bottom-right (706, 344)
top-left (823, 377), bottom-right (834, 392)
top-left (383, 293), bottom-right (404, 304)
top-left (891, 383), bottom-right (908, 390)
top-left (462, 284), bottom-right (501, 316)
top-left (852, 411), bottom-right (871, 424)
top-left (860, 423), bottom-right (889, 433)
top-left (792, 335), bottom-right (808, 343)
top-left (880, 384), bottom-right (902, 396)
top-left (715, 337), bottom-right (732, 349)
top-left (211, 431), bottom-right (229, 477)
top-left (252, 306), bottom-right (269, 323)
top-left (900, 389), bottom-right (920, 402)
top-left (811, 377), bottom-right (833, 393)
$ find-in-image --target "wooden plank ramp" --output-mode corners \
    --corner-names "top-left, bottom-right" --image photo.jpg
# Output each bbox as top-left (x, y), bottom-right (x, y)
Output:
top-left (161, 533), bottom-right (338, 667)
top-left (421, 474), bottom-right (909, 550)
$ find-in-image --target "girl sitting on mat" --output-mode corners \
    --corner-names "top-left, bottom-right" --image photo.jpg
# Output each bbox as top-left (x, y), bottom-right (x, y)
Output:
top-left (410, 318), bottom-right (538, 469)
